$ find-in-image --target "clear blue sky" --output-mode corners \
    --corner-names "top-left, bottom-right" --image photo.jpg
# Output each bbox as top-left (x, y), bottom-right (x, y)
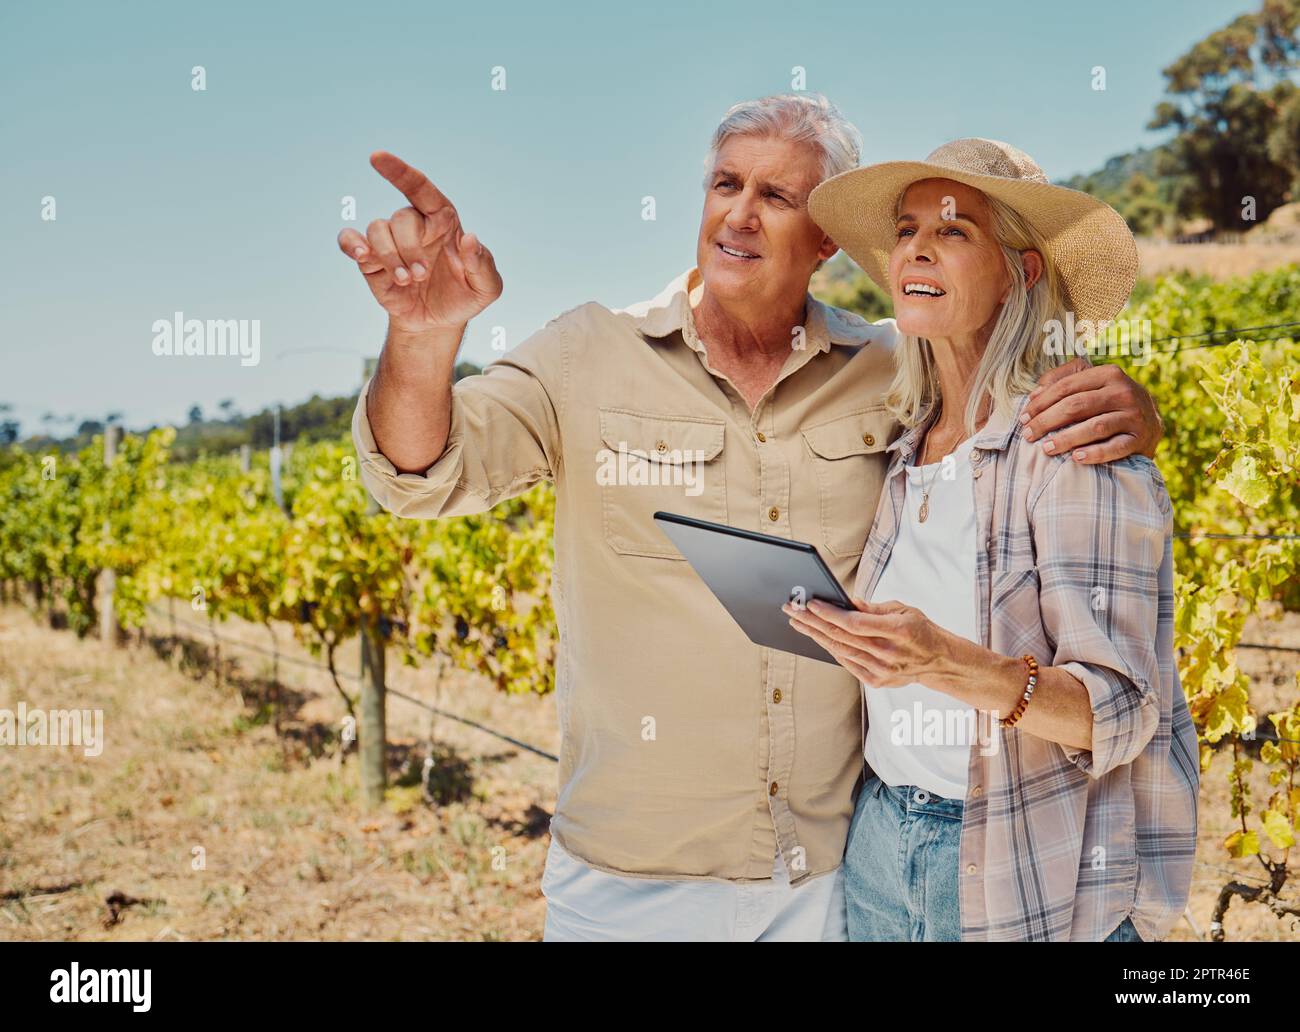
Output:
top-left (1, 0), bottom-right (1242, 435)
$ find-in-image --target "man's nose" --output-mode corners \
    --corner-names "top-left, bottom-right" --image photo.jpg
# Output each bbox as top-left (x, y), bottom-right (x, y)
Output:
top-left (725, 192), bottom-right (761, 232)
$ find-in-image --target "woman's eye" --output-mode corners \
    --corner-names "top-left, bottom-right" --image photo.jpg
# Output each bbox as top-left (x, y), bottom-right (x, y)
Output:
top-left (943, 226), bottom-right (966, 237)
top-left (896, 227), bottom-right (914, 238)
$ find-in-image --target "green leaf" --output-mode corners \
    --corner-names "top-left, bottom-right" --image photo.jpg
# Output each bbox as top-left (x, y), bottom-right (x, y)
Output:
top-left (1218, 452), bottom-right (1270, 508)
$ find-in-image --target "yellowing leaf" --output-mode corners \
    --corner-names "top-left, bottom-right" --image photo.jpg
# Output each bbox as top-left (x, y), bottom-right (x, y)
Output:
top-left (1261, 809), bottom-right (1295, 849)
top-left (1224, 830), bottom-right (1260, 858)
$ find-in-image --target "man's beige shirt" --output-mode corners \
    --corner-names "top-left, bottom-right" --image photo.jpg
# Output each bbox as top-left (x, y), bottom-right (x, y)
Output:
top-left (353, 268), bottom-right (899, 885)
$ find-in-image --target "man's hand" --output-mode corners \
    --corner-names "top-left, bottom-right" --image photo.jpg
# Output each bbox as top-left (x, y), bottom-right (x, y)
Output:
top-left (1020, 358), bottom-right (1163, 464)
top-left (339, 152), bottom-right (503, 475)
top-left (337, 151), bottom-right (503, 333)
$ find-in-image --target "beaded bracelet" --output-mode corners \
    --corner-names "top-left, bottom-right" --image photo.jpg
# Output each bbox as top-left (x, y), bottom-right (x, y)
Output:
top-left (999, 654), bottom-right (1039, 728)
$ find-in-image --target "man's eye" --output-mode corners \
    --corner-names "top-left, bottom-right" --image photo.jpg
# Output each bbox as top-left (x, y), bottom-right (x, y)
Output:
top-left (896, 227), bottom-right (914, 238)
top-left (715, 180), bottom-right (736, 191)
top-left (766, 191), bottom-right (788, 204)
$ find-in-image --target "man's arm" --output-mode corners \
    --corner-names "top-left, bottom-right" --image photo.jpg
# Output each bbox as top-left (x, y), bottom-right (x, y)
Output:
top-left (1018, 357), bottom-right (1163, 465)
top-left (350, 321), bottom-right (564, 520)
top-left (366, 322), bottom-right (465, 474)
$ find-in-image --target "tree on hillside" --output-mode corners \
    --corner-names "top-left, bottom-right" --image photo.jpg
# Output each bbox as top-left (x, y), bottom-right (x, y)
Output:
top-left (1119, 172), bottom-right (1178, 235)
top-left (1149, 0), bottom-right (1300, 231)
top-left (1269, 83), bottom-right (1300, 186)
top-left (811, 254), bottom-right (893, 321)
top-left (1060, 148), bottom-right (1178, 235)
top-left (0, 403), bottom-right (17, 446)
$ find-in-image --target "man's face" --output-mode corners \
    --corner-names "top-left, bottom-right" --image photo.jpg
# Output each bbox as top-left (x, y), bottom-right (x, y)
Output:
top-left (696, 134), bottom-right (838, 310)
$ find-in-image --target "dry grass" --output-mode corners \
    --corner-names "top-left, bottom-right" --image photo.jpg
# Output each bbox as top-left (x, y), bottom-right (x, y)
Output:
top-left (1136, 241), bottom-right (1300, 280)
top-left (0, 603), bottom-right (1296, 942)
top-left (0, 603), bottom-right (558, 941)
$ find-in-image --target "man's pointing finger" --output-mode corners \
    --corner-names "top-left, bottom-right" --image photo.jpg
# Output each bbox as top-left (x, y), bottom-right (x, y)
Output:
top-left (369, 150), bottom-right (453, 216)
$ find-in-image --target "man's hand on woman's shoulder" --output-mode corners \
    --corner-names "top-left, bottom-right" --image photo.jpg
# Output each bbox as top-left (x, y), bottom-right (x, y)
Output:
top-left (1019, 358), bottom-right (1162, 465)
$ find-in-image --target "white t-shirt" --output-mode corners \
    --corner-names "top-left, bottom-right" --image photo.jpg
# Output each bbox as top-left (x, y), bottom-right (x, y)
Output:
top-left (863, 434), bottom-right (980, 800)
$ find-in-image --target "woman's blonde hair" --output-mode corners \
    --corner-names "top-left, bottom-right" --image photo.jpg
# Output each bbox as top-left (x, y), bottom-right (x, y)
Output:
top-left (884, 190), bottom-right (1070, 433)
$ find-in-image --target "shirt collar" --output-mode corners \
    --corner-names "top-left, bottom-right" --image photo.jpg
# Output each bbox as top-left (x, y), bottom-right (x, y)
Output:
top-left (885, 393), bottom-right (1031, 470)
top-left (975, 394), bottom-right (1031, 452)
top-left (617, 267), bottom-right (892, 356)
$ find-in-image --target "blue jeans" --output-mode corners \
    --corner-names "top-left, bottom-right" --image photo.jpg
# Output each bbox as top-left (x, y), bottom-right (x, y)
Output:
top-left (844, 771), bottom-right (1144, 942)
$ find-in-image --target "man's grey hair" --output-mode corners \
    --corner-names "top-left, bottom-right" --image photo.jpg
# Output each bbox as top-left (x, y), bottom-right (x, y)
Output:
top-left (702, 93), bottom-right (862, 189)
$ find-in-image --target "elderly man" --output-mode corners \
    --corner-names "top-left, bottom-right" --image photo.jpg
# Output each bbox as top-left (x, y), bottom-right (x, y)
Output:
top-left (338, 94), bottom-right (1162, 942)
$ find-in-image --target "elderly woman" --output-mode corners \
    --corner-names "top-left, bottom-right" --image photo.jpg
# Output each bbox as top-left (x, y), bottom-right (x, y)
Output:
top-left (785, 139), bottom-right (1199, 942)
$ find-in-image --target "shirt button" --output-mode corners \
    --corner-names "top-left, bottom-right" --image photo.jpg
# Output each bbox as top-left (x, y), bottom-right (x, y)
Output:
top-left (970, 448), bottom-right (982, 463)
top-left (862, 432), bottom-right (875, 446)
top-left (768, 506), bottom-right (780, 521)
top-left (966, 864), bottom-right (978, 875)
top-left (769, 781), bottom-right (779, 796)
top-left (772, 688), bottom-right (782, 703)
top-left (972, 468), bottom-right (983, 479)
top-left (971, 785), bottom-right (983, 798)
top-left (756, 431), bottom-right (767, 443)
top-left (655, 440), bottom-right (668, 454)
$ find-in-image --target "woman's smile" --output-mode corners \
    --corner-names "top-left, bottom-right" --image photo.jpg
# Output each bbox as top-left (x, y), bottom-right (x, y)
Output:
top-left (899, 275), bottom-right (947, 298)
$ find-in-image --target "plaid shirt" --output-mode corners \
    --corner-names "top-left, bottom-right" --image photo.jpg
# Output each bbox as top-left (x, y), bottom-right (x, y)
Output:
top-left (851, 394), bottom-right (1199, 941)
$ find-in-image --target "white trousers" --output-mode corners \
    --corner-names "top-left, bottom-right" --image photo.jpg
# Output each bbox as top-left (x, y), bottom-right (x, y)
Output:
top-left (541, 837), bottom-right (847, 941)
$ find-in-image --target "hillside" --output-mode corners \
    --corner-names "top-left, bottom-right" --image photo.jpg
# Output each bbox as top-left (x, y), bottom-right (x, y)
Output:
top-left (12, 361), bottom-right (483, 460)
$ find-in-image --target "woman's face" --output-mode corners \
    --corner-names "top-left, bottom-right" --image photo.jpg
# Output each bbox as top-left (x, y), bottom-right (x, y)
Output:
top-left (888, 178), bottom-right (1011, 342)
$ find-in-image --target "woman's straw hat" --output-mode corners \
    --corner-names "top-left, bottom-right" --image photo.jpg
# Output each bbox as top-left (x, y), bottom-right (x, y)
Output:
top-left (807, 138), bottom-right (1138, 326)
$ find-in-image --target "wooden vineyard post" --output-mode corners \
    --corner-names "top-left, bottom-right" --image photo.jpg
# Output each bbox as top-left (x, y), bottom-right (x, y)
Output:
top-left (359, 615), bottom-right (387, 807)
top-left (98, 424), bottom-right (119, 646)
top-left (356, 356), bottom-right (388, 807)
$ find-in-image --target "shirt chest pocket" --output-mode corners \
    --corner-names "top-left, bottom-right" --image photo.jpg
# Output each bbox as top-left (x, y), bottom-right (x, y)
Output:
top-left (989, 564), bottom-right (1047, 650)
top-left (597, 407), bottom-right (727, 559)
top-left (800, 409), bottom-right (893, 559)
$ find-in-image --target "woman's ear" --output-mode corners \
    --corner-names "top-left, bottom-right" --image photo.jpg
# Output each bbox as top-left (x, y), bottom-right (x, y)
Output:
top-left (1022, 249), bottom-right (1044, 292)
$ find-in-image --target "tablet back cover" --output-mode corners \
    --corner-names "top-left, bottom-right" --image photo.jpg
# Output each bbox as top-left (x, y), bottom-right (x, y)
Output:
top-left (653, 513), bottom-right (851, 665)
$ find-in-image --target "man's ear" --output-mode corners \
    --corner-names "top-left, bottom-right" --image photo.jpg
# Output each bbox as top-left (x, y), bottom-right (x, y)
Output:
top-left (817, 235), bottom-right (840, 263)
top-left (1022, 249), bottom-right (1044, 292)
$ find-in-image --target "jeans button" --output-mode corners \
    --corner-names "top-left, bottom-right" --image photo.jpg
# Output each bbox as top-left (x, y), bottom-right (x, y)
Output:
top-left (913, 789), bottom-right (930, 805)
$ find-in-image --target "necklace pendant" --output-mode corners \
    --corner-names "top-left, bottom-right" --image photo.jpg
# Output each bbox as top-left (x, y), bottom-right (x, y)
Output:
top-left (918, 496), bottom-right (930, 523)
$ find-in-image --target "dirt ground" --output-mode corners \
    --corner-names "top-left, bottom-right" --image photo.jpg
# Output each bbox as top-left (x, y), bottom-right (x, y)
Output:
top-left (0, 603), bottom-right (1296, 942)
top-left (0, 603), bottom-right (558, 941)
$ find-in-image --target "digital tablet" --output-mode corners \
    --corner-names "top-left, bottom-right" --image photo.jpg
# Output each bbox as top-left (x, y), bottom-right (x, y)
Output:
top-left (653, 511), bottom-right (855, 666)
